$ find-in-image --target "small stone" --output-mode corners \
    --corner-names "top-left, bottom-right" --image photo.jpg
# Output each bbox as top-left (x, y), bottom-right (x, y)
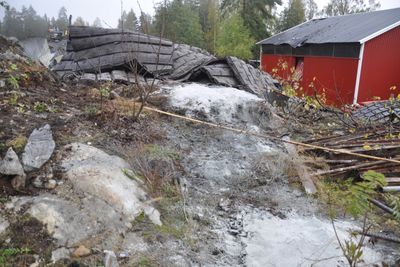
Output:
top-left (11, 174), bottom-right (26, 190)
top-left (32, 176), bottom-right (44, 188)
top-left (0, 215), bottom-right (9, 235)
top-left (0, 147), bottom-right (25, 176)
top-left (45, 179), bottom-right (57, 189)
top-left (104, 250), bottom-right (119, 267)
top-left (72, 245), bottom-right (91, 257)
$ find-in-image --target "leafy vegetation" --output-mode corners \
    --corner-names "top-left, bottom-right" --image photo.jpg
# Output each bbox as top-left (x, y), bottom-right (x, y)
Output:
top-left (0, 248), bottom-right (31, 266)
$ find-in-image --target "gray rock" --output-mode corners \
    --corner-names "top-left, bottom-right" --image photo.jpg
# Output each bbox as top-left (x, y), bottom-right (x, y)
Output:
top-left (51, 247), bottom-right (71, 263)
top-left (61, 143), bottom-right (162, 225)
top-left (44, 179), bottom-right (57, 189)
top-left (0, 215), bottom-right (9, 235)
top-left (0, 147), bottom-right (25, 176)
top-left (22, 124), bottom-right (55, 172)
top-left (104, 250), bottom-right (119, 267)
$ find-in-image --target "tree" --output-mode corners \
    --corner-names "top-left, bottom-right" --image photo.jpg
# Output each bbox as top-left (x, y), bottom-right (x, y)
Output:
top-left (139, 12), bottom-right (152, 34)
top-left (203, 0), bottom-right (219, 53)
top-left (323, 0), bottom-right (380, 16)
top-left (118, 9), bottom-right (138, 31)
top-left (152, 0), bottom-right (205, 47)
top-left (0, 1), bottom-right (9, 10)
top-left (220, 0), bottom-right (282, 57)
top-left (56, 7), bottom-right (68, 32)
top-left (92, 17), bottom-right (102, 27)
top-left (216, 13), bottom-right (254, 59)
top-left (304, 0), bottom-right (318, 20)
top-left (2, 7), bottom-right (24, 39)
top-left (73, 17), bottom-right (87, 26)
top-left (279, 0), bottom-right (306, 31)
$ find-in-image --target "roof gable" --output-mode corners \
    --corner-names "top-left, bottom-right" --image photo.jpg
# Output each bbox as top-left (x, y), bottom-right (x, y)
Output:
top-left (258, 8), bottom-right (400, 47)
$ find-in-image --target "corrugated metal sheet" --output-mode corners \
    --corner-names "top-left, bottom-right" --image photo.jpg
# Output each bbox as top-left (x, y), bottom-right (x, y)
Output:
top-left (258, 8), bottom-right (400, 47)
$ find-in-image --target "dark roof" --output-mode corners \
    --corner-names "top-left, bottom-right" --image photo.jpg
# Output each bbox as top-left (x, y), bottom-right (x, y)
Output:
top-left (258, 8), bottom-right (400, 47)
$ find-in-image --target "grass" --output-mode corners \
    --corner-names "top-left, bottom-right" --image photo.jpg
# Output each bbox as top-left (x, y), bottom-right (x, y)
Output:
top-left (0, 248), bottom-right (31, 267)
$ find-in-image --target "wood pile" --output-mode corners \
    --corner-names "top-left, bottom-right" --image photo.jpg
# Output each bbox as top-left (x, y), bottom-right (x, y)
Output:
top-left (304, 128), bottom-right (400, 184)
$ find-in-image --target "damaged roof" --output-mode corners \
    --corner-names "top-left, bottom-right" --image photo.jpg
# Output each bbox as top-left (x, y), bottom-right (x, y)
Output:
top-left (258, 8), bottom-right (400, 47)
top-left (53, 26), bottom-right (279, 98)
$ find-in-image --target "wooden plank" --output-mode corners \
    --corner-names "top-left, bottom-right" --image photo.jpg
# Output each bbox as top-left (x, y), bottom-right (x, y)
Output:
top-left (283, 136), bottom-right (317, 195)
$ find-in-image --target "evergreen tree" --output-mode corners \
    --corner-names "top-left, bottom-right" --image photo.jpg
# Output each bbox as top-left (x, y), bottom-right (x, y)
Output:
top-left (203, 0), bottom-right (219, 54)
top-left (73, 17), bottom-right (87, 26)
top-left (139, 12), bottom-right (152, 34)
top-left (118, 9), bottom-right (138, 31)
top-left (2, 7), bottom-right (24, 39)
top-left (152, 0), bottom-right (205, 47)
top-left (56, 7), bottom-right (68, 32)
top-left (220, 0), bottom-right (282, 57)
top-left (279, 0), bottom-right (306, 31)
top-left (323, 0), bottom-right (380, 16)
top-left (92, 17), bottom-right (102, 27)
top-left (216, 13), bottom-right (254, 59)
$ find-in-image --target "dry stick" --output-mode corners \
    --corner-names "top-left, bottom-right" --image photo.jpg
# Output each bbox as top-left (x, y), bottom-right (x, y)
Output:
top-left (143, 106), bottom-right (400, 165)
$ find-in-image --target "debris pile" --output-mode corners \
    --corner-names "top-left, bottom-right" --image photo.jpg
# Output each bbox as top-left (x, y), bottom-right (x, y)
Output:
top-left (52, 26), bottom-right (279, 98)
top-left (305, 128), bottom-right (400, 180)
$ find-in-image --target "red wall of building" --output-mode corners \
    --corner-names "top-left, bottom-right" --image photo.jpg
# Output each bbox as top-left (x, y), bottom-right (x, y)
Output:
top-left (261, 54), bottom-right (296, 80)
top-left (302, 57), bottom-right (358, 106)
top-left (358, 26), bottom-right (400, 103)
top-left (261, 54), bottom-right (358, 106)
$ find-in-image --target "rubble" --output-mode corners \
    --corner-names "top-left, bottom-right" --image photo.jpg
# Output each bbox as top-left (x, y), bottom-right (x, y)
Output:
top-left (52, 26), bottom-right (279, 98)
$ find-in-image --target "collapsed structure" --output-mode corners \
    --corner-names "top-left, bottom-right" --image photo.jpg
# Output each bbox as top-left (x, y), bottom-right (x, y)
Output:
top-left (52, 26), bottom-right (279, 98)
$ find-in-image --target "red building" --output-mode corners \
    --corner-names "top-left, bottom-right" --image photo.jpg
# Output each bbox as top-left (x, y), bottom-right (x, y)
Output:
top-left (258, 8), bottom-right (400, 106)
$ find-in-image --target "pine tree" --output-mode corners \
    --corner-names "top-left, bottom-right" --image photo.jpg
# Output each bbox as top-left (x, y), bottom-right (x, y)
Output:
top-left (220, 0), bottom-right (282, 57)
top-left (279, 0), bottom-right (306, 31)
top-left (203, 0), bottom-right (219, 54)
top-left (118, 9), bottom-right (138, 31)
top-left (139, 12), bottom-right (152, 34)
top-left (92, 17), bottom-right (102, 27)
top-left (73, 17), bottom-right (87, 26)
top-left (152, 0), bottom-right (205, 47)
top-left (56, 7), bottom-right (68, 32)
top-left (216, 13), bottom-right (254, 59)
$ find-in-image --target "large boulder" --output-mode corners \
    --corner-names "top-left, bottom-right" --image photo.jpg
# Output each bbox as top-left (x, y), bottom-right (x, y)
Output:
top-left (61, 143), bottom-right (161, 225)
top-left (22, 124), bottom-right (55, 172)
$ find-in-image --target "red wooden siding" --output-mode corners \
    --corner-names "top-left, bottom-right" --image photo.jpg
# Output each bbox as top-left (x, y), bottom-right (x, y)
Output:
top-left (261, 54), bottom-right (296, 80)
top-left (302, 57), bottom-right (358, 106)
top-left (358, 26), bottom-right (400, 103)
top-left (261, 54), bottom-right (358, 106)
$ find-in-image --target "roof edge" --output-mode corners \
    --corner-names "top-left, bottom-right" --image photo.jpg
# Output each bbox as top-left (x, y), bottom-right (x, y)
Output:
top-left (256, 19), bottom-right (314, 45)
top-left (359, 20), bottom-right (400, 43)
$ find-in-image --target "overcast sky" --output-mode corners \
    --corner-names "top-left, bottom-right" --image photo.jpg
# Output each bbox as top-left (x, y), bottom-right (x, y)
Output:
top-left (1, 0), bottom-right (400, 28)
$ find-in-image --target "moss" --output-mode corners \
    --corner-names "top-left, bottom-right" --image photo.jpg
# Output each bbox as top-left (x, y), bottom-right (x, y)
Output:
top-left (6, 135), bottom-right (27, 152)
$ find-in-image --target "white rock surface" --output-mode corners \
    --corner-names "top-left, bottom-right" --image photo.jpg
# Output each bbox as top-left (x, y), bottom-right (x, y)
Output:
top-left (61, 143), bottom-right (161, 225)
top-left (51, 247), bottom-right (71, 263)
top-left (22, 124), bottom-right (55, 171)
top-left (167, 83), bottom-right (263, 124)
top-left (0, 215), bottom-right (9, 235)
top-left (244, 212), bottom-right (390, 267)
top-left (0, 147), bottom-right (25, 176)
